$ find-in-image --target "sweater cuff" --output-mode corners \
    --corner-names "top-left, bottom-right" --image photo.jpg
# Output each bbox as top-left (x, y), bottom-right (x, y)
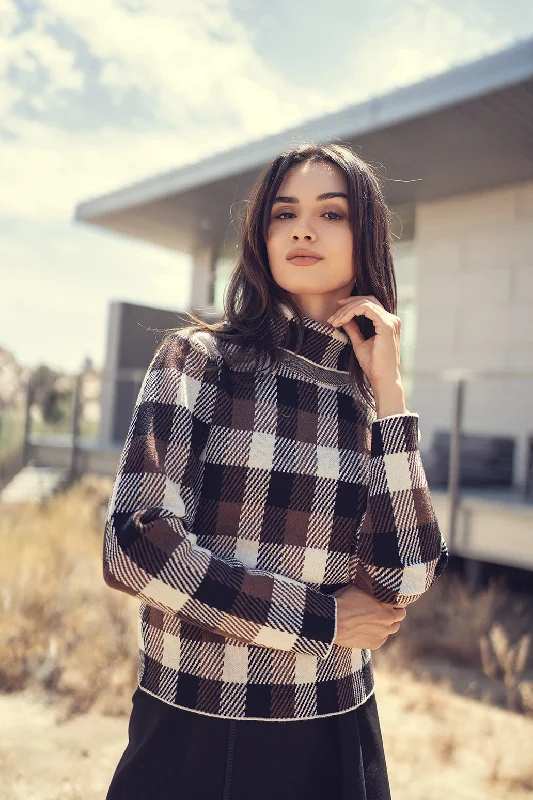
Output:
top-left (370, 412), bottom-right (420, 455)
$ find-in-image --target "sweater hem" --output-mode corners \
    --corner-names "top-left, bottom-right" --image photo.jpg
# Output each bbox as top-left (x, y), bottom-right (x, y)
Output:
top-left (135, 682), bottom-right (376, 723)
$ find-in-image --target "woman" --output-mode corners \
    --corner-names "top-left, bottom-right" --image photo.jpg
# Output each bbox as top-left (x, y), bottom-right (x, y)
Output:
top-left (104, 142), bottom-right (449, 799)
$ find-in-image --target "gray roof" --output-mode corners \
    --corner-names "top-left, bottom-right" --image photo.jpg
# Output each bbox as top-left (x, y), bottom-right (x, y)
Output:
top-left (74, 36), bottom-right (533, 253)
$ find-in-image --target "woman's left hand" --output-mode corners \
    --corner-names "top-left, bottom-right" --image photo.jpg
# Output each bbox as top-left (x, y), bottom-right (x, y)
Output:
top-left (327, 295), bottom-right (402, 390)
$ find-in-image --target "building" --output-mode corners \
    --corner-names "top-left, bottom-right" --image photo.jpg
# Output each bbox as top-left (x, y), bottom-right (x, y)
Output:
top-left (71, 37), bottom-right (533, 573)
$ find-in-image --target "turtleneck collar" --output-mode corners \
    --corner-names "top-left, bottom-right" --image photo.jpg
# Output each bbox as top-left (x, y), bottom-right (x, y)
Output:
top-left (270, 302), bottom-right (353, 372)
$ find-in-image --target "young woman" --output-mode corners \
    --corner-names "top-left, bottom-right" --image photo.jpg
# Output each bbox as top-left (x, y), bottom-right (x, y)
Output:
top-left (103, 142), bottom-right (449, 799)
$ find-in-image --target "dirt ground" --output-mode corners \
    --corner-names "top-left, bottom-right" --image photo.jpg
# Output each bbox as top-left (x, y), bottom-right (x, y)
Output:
top-left (1, 668), bottom-right (532, 800)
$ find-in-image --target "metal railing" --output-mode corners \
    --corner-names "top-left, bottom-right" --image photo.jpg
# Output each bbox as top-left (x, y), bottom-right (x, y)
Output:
top-left (404, 367), bottom-right (533, 554)
top-left (2, 361), bottom-right (533, 551)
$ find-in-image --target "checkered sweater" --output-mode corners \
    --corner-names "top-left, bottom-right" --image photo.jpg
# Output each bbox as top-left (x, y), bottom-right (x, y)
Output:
top-left (103, 302), bottom-right (448, 721)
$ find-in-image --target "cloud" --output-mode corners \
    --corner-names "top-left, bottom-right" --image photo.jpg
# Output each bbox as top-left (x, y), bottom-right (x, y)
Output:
top-left (0, 0), bottom-right (343, 223)
top-left (0, 121), bottom-right (201, 219)
top-left (1, 0), bottom-right (531, 372)
top-left (1, 8), bottom-right (85, 126)
top-left (2, 0), bottom-right (524, 224)
top-left (340, 0), bottom-right (513, 101)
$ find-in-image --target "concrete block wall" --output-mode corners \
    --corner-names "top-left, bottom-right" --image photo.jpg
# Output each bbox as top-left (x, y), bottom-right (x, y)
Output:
top-left (190, 244), bottom-right (216, 310)
top-left (411, 180), bottom-right (533, 488)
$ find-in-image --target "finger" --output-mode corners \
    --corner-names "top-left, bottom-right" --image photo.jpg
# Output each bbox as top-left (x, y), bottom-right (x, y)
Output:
top-left (389, 621), bottom-right (401, 634)
top-left (337, 295), bottom-right (384, 308)
top-left (330, 297), bottom-right (385, 322)
top-left (330, 300), bottom-right (390, 329)
top-left (332, 297), bottom-right (379, 318)
top-left (384, 604), bottom-right (404, 621)
top-left (328, 298), bottom-right (370, 325)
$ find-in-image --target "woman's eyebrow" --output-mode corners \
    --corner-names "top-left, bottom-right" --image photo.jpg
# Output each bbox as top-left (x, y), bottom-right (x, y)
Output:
top-left (272, 191), bottom-right (348, 204)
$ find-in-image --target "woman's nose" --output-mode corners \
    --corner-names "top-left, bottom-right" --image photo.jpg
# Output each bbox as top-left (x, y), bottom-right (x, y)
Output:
top-left (291, 224), bottom-right (315, 240)
top-left (292, 232), bottom-right (313, 240)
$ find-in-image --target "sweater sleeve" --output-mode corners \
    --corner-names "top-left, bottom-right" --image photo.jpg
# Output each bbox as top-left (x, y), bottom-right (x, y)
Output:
top-left (350, 411), bottom-right (449, 605)
top-left (103, 330), bottom-right (337, 659)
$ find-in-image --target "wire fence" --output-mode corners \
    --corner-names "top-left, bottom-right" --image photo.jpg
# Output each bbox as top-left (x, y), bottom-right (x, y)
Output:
top-left (1, 361), bottom-right (532, 521)
top-left (0, 359), bottom-right (105, 490)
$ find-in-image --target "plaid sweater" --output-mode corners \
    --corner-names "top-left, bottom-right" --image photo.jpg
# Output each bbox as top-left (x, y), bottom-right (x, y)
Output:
top-left (103, 302), bottom-right (448, 721)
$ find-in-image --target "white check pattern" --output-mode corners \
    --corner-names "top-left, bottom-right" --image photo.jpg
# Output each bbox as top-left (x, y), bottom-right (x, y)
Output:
top-left (103, 304), bottom-right (448, 720)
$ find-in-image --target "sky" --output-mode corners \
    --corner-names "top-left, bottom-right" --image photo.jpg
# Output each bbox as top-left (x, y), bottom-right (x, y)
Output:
top-left (1, 0), bottom-right (532, 373)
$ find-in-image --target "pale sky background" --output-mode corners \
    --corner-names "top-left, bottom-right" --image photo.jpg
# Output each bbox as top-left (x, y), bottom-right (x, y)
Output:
top-left (1, 0), bottom-right (532, 373)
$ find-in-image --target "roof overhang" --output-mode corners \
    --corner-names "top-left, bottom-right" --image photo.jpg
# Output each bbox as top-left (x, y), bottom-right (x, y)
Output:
top-left (74, 37), bottom-right (533, 253)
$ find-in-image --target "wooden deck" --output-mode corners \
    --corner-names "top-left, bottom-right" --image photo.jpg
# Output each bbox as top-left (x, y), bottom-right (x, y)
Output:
top-left (430, 487), bottom-right (533, 572)
top-left (7, 438), bottom-right (533, 573)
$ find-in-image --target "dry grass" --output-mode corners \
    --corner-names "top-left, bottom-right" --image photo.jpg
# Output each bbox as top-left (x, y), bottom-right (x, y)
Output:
top-left (1, 474), bottom-right (533, 720)
top-left (0, 475), bottom-right (138, 719)
top-left (376, 668), bottom-right (533, 800)
top-left (372, 565), bottom-right (533, 717)
top-left (2, 670), bottom-right (532, 800)
top-left (1, 476), bottom-right (533, 798)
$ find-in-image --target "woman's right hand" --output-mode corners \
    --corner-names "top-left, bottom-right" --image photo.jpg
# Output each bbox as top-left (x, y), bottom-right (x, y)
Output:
top-left (332, 584), bottom-right (406, 649)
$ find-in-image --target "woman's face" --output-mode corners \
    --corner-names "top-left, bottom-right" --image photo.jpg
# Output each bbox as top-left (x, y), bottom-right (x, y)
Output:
top-left (266, 160), bottom-right (355, 303)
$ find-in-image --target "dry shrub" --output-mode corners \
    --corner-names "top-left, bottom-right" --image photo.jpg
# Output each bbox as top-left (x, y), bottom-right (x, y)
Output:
top-left (2, 475), bottom-right (533, 722)
top-left (517, 681), bottom-right (533, 716)
top-left (488, 754), bottom-right (533, 793)
top-left (480, 625), bottom-right (531, 712)
top-left (380, 572), bottom-right (508, 666)
top-left (0, 475), bottom-right (138, 718)
top-left (373, 570), bottom-right (533, 715)
top-left (488, 752), bottom-right (504, 785)
top-left (433, 728), bottom-right (459, 764)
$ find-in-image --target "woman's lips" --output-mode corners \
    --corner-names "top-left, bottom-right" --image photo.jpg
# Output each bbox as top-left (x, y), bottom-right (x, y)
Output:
top-left (288, 256), bottom-right (323, 265)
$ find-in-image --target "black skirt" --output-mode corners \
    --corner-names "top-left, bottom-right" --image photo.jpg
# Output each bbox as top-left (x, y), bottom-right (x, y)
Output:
top-left (106, 686), bottom-right (391, 800)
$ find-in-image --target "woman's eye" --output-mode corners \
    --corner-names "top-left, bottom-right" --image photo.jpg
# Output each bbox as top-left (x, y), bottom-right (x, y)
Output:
top-left (273, 210), bottom-right (343, 220)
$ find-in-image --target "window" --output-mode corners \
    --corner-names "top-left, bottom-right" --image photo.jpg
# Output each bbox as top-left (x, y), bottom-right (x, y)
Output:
top-left (391, 239), bottom-right (418, 405)
top-left (213, 239), bottom-right (238, 315)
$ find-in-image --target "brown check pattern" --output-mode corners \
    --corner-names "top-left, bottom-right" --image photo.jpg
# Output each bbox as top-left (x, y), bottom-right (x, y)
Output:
top-left (103, 302), bottom-right (448, 720)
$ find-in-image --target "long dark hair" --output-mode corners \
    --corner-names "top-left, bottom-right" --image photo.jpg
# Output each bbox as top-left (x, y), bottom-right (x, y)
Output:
top-left (173, 141), bottom-right (398, 410)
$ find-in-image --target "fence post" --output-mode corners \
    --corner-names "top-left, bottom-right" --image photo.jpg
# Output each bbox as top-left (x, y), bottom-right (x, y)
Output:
top-left (68, 367), bottom-right (84, 483)
top-left (448, 377), bottom-right (465, 551)
top-left (22, 375), bottom-right (34, 467)
top-left (443, 372), bottom-right (469, 552)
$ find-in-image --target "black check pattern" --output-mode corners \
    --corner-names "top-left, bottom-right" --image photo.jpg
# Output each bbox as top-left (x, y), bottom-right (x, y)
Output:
top-left (103, 302), bottom-right (448, 720)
